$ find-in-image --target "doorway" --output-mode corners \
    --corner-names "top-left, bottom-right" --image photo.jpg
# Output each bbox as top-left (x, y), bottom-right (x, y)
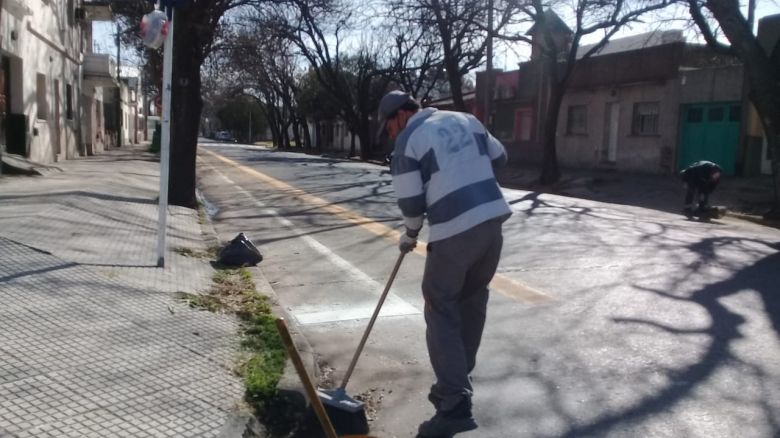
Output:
top-left (0, 56), bottom-right (9, 152)
top-left (54, 79), bottom-right (62, 160)
top-left (678, 103), bottom-right (741, 175)
top-left (603, 102), bottom-right (620, 163)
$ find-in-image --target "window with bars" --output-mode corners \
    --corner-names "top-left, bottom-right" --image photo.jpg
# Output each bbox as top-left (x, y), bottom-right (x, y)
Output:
top-left (36, 74), bottom-right (47, 120)
top-left (66, 84), bottom-right (73, 120)
top-left (632, 102), bottom-right (659, 135)
top-left (566, 105), bottom-right (587, 135)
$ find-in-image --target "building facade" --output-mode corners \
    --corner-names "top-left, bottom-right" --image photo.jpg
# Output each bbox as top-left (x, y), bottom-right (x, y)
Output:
top-left (475, 25), bottom-right (775, 177)
top-left (0, 0), bottom-right (128, 165)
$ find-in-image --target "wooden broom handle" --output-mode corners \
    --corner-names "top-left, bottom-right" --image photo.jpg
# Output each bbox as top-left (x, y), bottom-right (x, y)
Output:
top-left (276, 318), bottom-right (338, 438)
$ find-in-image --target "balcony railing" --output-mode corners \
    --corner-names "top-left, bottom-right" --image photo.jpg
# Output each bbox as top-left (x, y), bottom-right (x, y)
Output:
top-left (84, 53), bottom-right (118, 87)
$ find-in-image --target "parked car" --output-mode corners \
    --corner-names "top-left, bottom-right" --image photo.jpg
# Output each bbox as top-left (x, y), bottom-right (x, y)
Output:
top-left (215, 131), bottom-right (236, 142)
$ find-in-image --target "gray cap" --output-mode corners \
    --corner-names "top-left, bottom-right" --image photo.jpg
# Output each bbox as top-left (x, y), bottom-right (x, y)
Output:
top-left (376, 90), bottom-right (418, 141)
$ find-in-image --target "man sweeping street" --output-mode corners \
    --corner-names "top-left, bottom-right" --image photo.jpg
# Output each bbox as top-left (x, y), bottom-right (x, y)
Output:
top-left (377, 90), bottom-right (512, 437)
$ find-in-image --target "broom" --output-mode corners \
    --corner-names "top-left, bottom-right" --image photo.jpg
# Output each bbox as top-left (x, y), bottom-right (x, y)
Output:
top-left (317, 252), bottom-right (406, 434)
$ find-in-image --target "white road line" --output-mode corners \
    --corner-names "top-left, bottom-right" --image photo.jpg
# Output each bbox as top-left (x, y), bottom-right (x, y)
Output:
top-left (204, 163), bottom-right (421, 325)
top-left (202, 148), bottom-right (554, 304)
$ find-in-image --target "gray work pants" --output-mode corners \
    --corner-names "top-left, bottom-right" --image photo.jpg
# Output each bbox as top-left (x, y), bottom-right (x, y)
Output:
top-left (423, 218), bottom-right (504, 413)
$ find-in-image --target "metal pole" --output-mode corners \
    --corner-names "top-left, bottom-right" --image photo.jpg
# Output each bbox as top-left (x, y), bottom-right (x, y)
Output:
top-left (116, 24), bottom-right (122, 148)
top-left (156, 7), bottom-right (174, 267)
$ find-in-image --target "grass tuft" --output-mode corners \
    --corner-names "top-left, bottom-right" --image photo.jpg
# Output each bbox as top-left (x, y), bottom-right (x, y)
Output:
top-left (173, 246), bottom-right (220, 259)
top-left (184, 266), bottom-right (286, 414)
top-left (175, 291), bottom-right (225, 312)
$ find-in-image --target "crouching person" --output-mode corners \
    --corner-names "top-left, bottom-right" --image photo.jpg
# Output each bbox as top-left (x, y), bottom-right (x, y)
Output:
top-left (680, 160), bottom-right (722, 217)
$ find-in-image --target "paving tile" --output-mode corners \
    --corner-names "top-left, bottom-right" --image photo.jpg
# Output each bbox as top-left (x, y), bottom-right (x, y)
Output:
top-left (0, 375), bottom-right (99, 435)
top-left (0, 148), bottom-right (246, 437)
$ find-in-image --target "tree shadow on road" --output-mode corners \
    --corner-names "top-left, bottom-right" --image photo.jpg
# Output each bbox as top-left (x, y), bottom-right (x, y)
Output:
top-left (560, 237), bottom-right (780, 437)
top-left (507, 191), bottom-right (597, 221)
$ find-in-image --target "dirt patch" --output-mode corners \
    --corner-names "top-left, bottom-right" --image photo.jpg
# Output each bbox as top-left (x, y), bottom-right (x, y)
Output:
top-left (353, 387), bottom-right (386, 422)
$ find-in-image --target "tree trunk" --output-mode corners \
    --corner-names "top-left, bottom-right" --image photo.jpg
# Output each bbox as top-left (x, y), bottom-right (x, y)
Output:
top-left (763, 128), bottom-right (780, 218)
top-left (292, 118), bottom-right (302, 150)
top-left (705, 0), bottom-right (780, 215)
top-left (301, 117), bottom-right (312, 150)
top-left (358, 116), bottom-right (371, 160)
top-left (315, 120), bottom-right (322, 152)
top-left (431, 0), bottom-right (467, 113)
top-left (273, 107), bottom-right (286, 148)
top-left (349, 131), bottom-right (357, 158)
top-left (169, 8), bottom-right (202, 208)
top-left (448, 65), bottom-right (466, 112)
top-left (266, 111), bottom-right (280, 148)
top-left (281, 122), bottom-right (290, 148)
top-left (539, 84), bottom-right (564, 185)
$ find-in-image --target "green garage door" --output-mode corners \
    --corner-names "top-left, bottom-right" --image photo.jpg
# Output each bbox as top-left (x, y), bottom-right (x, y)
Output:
top-left (678, 103), bottom-right (741, 176)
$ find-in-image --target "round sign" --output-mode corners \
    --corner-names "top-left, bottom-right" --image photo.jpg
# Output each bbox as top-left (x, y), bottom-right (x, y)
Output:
top-left (140, 11), bottom-right (168, 49)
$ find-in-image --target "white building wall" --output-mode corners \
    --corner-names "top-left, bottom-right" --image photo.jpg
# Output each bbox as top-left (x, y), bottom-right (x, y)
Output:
top-left (331, 121), bottom-right (361, 154)
top-left (1, 0), bottom-right (84, 163)
top-left (306, 119), bottom-right (362, 154)
top-left (81, 85), bottom-right (106, 154)
top-left (557, 79), bottom-right (680, 174)
top-left (111, 76), bottom-right (145, 146)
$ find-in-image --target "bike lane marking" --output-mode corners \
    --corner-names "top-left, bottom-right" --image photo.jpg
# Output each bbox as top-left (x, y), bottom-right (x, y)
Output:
top-left (202, 147), bottom-right (554, 304)
top-left (201, 160), bottom-right (420, 325)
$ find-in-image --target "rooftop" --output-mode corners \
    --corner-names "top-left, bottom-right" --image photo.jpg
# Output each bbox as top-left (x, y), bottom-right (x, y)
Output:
top-left (578, 29), bottom-right (685, 59)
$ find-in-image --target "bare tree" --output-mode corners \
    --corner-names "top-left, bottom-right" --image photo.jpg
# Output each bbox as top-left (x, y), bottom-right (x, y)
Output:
top-left (296, 68), bottom-right (338, 150)
top-left (253, 0), bottom-right (394, 159)
top-left (499, 0), bottom-right (675, 185)
top-left (111, 0), bottom-right (253, 208)
top-left (382, 22), bottom-right (447, 102)
top-left (687, 0), bottom-right (780, 217)
top-left (223, 26), bottom-right (302, 149)
top-left (388, 0), bottom-right (511, 111)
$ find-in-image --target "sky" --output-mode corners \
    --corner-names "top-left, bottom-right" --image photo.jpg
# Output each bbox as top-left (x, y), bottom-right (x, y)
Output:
top-left (93, 1), bottom-right (779, 73)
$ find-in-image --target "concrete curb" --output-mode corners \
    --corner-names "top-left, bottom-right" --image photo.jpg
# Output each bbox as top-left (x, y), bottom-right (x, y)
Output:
top-left (195, 186), bottom-right (319, 377)
top-left (726, 211), bottom-right (780, 229)
top-left (195, 184), bottom-right (319, 436)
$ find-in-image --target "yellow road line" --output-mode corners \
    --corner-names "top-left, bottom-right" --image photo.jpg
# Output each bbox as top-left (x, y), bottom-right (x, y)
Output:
top-left (202, 148), bottom-right (553, 304)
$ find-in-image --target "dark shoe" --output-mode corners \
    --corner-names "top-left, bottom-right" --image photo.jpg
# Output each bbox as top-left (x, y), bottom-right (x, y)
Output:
top-left (417, 398), bottom-right (477, 437)
top-left (417, 413), bottom-right (477, 437)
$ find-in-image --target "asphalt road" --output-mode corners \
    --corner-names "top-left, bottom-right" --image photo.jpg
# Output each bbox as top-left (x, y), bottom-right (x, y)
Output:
top-left (196, 142), bottom-right (780, 438)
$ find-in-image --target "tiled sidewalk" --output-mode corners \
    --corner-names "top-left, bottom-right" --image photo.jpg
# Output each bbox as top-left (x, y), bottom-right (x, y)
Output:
top-left (0, 147), bottom-right (245, 437)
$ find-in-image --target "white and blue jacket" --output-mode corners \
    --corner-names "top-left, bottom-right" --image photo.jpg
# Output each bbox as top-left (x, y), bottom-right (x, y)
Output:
top-left (391, 108), bottom-right (512, 242)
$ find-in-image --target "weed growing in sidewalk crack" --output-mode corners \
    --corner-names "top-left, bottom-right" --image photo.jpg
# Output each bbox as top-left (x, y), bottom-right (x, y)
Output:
top-left (178, 267), bottom-right (286, 419)
top-left (173, 245), bottom-right (220, 259)
top-left (175, 292), bottom-right (225, 312)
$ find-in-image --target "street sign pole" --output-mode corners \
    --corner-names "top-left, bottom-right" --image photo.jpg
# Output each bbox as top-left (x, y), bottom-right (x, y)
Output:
top-left (156, 5), bottom-right (174, 268)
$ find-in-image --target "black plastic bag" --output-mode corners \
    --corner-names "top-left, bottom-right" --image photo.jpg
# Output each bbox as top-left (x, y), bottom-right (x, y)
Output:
top-left (217, 233), bottom-right (263, 267)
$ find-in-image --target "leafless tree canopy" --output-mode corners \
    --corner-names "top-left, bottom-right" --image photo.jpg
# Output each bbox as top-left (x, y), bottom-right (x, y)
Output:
top-left (111, 0), bottom-right (778, 212)
top-left (496, 0), bottom-right (676, 184)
